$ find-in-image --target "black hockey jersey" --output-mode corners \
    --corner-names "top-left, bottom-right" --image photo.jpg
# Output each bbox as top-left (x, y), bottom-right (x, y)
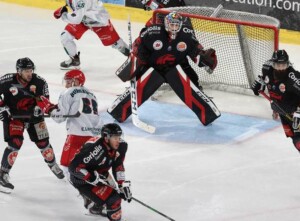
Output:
top-left (134, 24), bottom-right (203, 73)
top-left (69, 137), bottom-right (128, 186)
top-left (0, 73), bottom-right (49, 117)
top-left (262, 61), bottom-right (300, 113)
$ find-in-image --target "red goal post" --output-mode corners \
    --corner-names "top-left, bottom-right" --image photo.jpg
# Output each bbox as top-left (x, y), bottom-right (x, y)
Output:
top-left (153, 6), bottom-right (280, 94)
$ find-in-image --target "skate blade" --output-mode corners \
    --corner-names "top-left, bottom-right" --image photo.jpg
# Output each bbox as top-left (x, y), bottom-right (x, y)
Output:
top-left (0, 186), bottom-right (13, 194)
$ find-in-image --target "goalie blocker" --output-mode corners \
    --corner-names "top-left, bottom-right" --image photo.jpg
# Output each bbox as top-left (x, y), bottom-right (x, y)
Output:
top-left (108, 65), bottom-right (221, 126)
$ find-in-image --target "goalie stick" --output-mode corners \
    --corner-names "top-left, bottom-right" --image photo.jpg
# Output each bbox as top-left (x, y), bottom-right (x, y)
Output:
top-left (259, 90), bottom-right (293, 122)
top-left (127, 17), bottom-right (156, 133)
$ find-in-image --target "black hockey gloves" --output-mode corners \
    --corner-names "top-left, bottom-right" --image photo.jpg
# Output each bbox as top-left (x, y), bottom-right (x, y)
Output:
top-left (293, 108), bottom-right (300, 130)
top-left (251, 76), bottom-right (265, 96)
top-left (199, 48), bottom-right (217, 73)
top-left (0, 106), bottom-right (10, 121)
top-left (119, 181), bottom-right (132, 202)
top-left (0, 99), bottom-right (10, 121)
top-left (53, 5), bottom-right (68, 19)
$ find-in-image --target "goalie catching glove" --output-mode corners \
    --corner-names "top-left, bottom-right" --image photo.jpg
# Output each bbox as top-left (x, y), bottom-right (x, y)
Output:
top-left (199, 48), bottom-right (217, 74)
top-left (118, 180), bottom-right (132, 202)
top-left (251, 76), bottom-right (265, 96)
top-left (53, 5), bottom-right (68, 19)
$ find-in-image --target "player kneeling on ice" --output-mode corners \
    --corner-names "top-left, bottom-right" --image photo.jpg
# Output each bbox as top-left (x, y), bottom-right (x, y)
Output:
top-left (0, 58), bottom-right (64, 194)
top-left (35, 70), bottom-right (103, 178)
top-left (251, 50), bottom-right (300, 152)
top-left (109, 11), bottom-right (221, 126)
top-left (68, 123), bottom-right (132, 220)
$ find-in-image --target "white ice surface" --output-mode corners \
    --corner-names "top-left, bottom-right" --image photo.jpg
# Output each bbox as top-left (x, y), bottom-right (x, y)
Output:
top-left (1, 2), bottom-right (300, 221)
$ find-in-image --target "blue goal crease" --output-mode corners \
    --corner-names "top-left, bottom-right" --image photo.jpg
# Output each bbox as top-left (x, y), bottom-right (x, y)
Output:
top-left (101, 101), bottom-right (280, 144)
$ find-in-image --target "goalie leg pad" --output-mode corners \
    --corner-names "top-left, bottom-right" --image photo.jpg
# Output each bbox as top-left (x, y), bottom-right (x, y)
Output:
top-left (165, 65), bottom-right (221, 126)
top-left (108, 67), bottom-right (165, 122)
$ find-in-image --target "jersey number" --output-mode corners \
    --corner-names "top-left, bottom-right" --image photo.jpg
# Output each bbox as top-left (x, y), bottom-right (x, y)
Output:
top-left (82, 98), bottom-right (98, 115)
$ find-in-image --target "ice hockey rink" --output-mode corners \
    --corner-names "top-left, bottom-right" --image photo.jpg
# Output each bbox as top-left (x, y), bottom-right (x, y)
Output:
top-left (1, 2), bottom-right (300, 221)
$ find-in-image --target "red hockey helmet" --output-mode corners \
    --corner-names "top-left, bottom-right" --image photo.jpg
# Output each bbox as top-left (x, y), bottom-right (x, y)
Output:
top-left (64, 70), bottom-right (85, 86)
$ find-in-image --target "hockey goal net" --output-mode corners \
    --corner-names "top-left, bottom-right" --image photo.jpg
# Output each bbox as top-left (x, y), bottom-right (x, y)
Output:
top-left (153, 6), bottom-right (280, 94)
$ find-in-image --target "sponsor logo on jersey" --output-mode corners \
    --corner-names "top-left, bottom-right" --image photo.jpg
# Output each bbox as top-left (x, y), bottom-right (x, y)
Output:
top-left (141, 26), bottom-right (161, 37)
top-left (98, 157), bottom-right (106, 166)
top-left (289, 72), bottom-right (300, 86)
top-left (153, 40), bottom-right (163, 50)
top-left (30, 85), bottom-right (36, 94)
top-left (9, 86), bottom-right (18, 96)
top-left (177, 42), bottom-right (187, 52)
top-left (83, 145), bottom-right (103, 164)
top-left (279, 83), bottom-right (286, 93)
top-left (264, 76), bottom-right (270, 84)
top-left (182, 27), bottom-right (194, 34)
top-left (167, 46), bottom-right (172, 51)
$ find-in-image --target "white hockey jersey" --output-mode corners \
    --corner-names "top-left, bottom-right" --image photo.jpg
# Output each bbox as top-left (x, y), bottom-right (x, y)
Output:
top-left (62, 0), bottom-right (110, 27)
top-left (51, 86), bottom-right (103, 136)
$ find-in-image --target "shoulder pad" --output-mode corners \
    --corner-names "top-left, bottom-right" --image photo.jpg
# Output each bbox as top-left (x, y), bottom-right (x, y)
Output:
top-left (140, 25), bottom-right (162, 38)
top-left (34, 74), bottom-right (47, 83)
top-left (0, 73), bottom-right (14, 84)
top-left (182, 26), bottom-right (195, 35)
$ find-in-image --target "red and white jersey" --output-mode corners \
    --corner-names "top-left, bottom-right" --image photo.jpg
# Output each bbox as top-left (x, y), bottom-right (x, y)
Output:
top-left (62, 0), bottom-right (110, 27)
top-left (51, 86), bottom-right (103, 136)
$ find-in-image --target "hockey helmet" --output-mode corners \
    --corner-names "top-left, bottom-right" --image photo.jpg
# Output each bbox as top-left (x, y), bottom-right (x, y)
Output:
top-left (164, 11), bottom-right (183, 39)
top-left (16, 57), bottom-right (35, 72)
top-left (64, 69), bottom-right (85, 86)
top-left (101, 123), bottom-right (123, 138)
top-left (272, 50), bottom-right (289, 64)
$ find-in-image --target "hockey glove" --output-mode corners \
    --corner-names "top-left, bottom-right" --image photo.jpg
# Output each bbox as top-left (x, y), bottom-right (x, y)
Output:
top-left (293, 108), bottom-right (300, 130)
top-left (0, 106), bottom-right (11, 121)
top-left (54, 5), bottom-right (68, 19)
top-left (119, 181), bottom-right (132, 202)
top-left (140, 0), bottom-right (159, 10)
top-left (199, 48), bottom-right (217, 73)
top-left (36, 96), bottom-right (57, 114)
top-left (86, 171), bottom-right (112, 186)
top-left (251, 76), bottom-right (265, 96)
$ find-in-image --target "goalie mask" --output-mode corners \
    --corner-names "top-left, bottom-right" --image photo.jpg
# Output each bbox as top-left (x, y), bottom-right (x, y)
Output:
top-left (64, 69), bottom-right (85, 87)
top-left (164, 11), bottom-right (183, 39)
top-left (271, 50), bottom-right (290, 81)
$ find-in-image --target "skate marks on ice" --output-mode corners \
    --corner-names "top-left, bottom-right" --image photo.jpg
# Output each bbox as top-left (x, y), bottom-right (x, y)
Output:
top-left (102, 100), bottom-right (280, 144)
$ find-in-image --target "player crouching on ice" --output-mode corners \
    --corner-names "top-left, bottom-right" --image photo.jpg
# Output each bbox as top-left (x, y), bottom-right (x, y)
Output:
top-left (68, 123), bottom-right (132, 221)
top-left (108, 11), bottom-right (221, 126)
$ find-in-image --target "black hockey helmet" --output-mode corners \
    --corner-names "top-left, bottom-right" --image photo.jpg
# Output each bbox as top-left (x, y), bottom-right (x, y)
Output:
top-left (16, 57), bottom-right (35, 72)
top-left (101, 123), bottom-right (123, 138)
top-left (271, 50), bottom-right (289, 64)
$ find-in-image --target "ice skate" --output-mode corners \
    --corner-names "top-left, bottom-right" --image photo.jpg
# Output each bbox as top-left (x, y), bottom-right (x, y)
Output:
top-left (60, 52), bottom-right (80, 70)
top-left (0, 170), bottom-right (14, 193)
top-left (49, 163), bottom-right (65, 179)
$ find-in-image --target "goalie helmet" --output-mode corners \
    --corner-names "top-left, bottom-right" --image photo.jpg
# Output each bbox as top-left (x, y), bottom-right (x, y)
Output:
top-left (272, 50), bottom-right (289, 64)
top-left (64, 70), bottom-right (85, 86)
top-left (164, 11), bottom-right (183, 39)
top-left (101, 123), bottom-right (123, 138)
top-left (16, 57), bottom-right (35, 72)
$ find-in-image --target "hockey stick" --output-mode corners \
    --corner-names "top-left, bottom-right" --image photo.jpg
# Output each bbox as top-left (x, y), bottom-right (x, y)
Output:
top-left (12, 112), bottom-right (80, 119)
top-left (95, 177), bottom-right (175, 221)
top-left (259, 91), bottom-right (293, 122)
top-left (11, 84), bottom-right (81, 119)
top-left (128, 17), bottom-right (156, 133)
